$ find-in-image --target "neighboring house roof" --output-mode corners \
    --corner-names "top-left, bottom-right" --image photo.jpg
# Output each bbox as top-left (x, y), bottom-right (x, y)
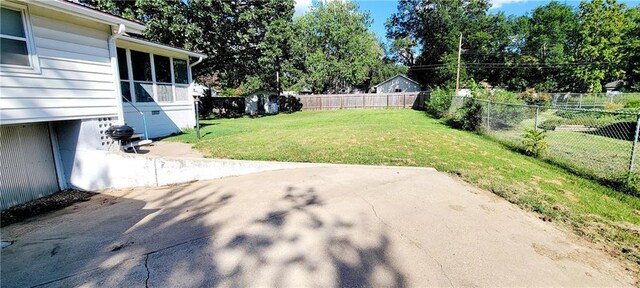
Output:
top-left (374, 74), bottom-right (420, 88)
top-left (119, 35), bottom-right (208, 58)
top-left (29, 0), bottom-right (145, 34)
top-left (604, 80), bottom-right (627, 89)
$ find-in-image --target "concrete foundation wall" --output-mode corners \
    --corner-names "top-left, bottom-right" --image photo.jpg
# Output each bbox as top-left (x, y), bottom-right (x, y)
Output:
top-left (64, 151), bottom-right (317, 191)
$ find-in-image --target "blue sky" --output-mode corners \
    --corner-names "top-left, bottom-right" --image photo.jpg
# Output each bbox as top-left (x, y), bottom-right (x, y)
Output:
top-left (295, 0), bottom-right (640, 45)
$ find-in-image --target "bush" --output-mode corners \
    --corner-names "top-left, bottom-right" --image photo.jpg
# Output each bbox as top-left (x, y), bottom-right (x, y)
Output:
top-left (446, 98), bottom-right (484, 132)
top-left (521, 129), bottom-right (548, 158)
top-left (460, 99), bottom-right (483, 131)
top-left (624, 99), bottom-right (640, 109)
top-left (426, 88), bottom-right (452, 118)
top-left (519, 88), bottom-right (550, 106)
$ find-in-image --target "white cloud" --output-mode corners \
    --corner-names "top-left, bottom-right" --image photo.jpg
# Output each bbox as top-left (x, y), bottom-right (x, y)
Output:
top-left (489, 0), bottom-right (531, 9)
top-left (295, 0), bottom-right (312, 16)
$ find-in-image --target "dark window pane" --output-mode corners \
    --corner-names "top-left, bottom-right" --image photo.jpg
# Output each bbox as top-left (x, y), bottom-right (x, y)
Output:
top-left (0, 38), bottom-right (29, 66)
top-left (1, 8), bottom-right (25, 38)
top-left (130, 50), bottom-right (151, 81)
top-left (154, 55), bottom-right (171, 83)
top-left (173, 59), bottom-right (188, 84)
top-left (134, 82), bottom-right (154, 102)
top-left (116, 48), bottom-right (128, 80)
top-left (120, 81), bottom-right (131, 102)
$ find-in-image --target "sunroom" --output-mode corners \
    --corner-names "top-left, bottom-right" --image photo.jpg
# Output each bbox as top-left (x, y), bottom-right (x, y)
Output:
top-left (114, 36), bottom-right (207, 138)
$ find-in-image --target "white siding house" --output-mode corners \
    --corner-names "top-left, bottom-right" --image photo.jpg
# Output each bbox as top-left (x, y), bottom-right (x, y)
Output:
top-left (0, 0), bottom-right (206, 208)
top-left (374, 74), bottom-right (421, 93)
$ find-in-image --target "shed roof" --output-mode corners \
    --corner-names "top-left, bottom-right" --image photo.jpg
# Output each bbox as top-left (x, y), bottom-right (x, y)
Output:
top-left (374, 74), bottom-right (421, 88)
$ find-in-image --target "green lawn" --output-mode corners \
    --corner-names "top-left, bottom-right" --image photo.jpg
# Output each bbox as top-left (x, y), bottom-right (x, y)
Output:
top-left (166, 109), bottom-right (640, 269)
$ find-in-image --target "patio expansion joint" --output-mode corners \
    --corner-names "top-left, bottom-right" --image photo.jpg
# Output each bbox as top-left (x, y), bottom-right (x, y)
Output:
top-left (359, 196), bottom-right (454, 288)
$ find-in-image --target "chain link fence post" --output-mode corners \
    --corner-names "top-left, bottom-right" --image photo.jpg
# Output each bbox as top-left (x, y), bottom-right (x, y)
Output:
top-left (486, 101), bottom-right (491, 130)
top-left (534, 106), bottom-right (540, 131)
top-left (628, 114), bottom-right (640, 176)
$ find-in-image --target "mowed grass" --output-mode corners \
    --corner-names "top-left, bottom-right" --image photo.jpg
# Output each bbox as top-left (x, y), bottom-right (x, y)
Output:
top-left (166, 109), bottom-right (640, 269)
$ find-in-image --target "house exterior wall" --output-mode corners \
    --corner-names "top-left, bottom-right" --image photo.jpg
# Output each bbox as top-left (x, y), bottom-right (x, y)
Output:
top-left (116, 40), bottom-right (196, 138)
top-left (376, 76), bottom-right (421, 93)
top-left (123, 104), bottom-right (195, 139)
top-left (0, 3), bottom-right (119, 125)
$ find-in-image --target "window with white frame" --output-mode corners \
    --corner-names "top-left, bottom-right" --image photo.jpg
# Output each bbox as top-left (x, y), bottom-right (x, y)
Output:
top-left (116, 47), bottom-right (190, 103)
top-left (1, 5), bottom-right (38, 72)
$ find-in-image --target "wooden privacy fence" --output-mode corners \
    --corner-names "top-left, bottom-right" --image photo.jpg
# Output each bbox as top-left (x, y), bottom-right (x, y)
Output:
top-left (297, 92), bottom-right (427, 110)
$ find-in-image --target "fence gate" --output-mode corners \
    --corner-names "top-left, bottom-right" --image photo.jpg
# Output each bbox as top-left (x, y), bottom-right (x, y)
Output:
top-left (1, 124), bottom-right (59, 209)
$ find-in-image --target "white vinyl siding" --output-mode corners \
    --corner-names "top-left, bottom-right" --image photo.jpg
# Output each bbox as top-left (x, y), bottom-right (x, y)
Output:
top-left (376, 75), bottom-right (421, 93)
top-left (0, 4), bottom-right (118, 125)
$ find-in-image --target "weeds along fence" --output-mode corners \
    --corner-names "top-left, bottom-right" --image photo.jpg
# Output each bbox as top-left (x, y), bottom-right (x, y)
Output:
top-left (297, 92), bottom-right (426, 110)
top-left (448, 96), bottom-right (640, 189)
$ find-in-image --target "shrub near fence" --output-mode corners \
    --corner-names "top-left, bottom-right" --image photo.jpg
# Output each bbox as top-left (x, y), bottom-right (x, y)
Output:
top-left (442, 96), bottom-right (640, 194)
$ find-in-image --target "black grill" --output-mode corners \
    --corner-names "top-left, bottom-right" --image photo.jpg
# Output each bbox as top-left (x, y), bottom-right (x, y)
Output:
top-left (105, 125), bottom-right (134, 141)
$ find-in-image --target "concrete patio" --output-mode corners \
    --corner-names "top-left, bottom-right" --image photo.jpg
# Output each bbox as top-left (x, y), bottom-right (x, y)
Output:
top-left (1, 165), bottom-right (635, 287)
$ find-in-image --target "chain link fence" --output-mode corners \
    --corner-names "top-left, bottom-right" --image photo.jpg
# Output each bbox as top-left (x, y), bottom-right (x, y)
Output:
top-left (448, 96), bottom-right (640, 188)
top-left (546, 92), bottom-right (640, 108)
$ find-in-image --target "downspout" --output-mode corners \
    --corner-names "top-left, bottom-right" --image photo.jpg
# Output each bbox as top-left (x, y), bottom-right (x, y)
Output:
top-left (188, 57), bottom-right (204, 134)
top-left (109, 24), bottom-right (148, 139)
top-left (189, 56), bottom-right (204, 68)
top-left (108, 24), bottom-right (126, 125)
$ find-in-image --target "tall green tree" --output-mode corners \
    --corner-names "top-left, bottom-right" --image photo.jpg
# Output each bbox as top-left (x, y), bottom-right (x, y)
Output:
top-left (521, 1), bottom-right (578, 91)
top-left (83, 0), bottom-right (294, 90)
top-left (386, 0), bottom-right (510, 87)
top-left (574, 0), bottom-right (628, 92)
top-left (623, 7), bottom-right (640, 90)
top-left (286, 1), bottom-right (383, 93)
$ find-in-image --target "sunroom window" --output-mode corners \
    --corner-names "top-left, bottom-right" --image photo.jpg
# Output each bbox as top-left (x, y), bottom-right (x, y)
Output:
top-left (154, 55), bottom-right (172, 102)
top-left (173, 59), bottom-right (189, 101)
top-left (116, 47), bottom-right (191, 104)
top-left (131, 50), bottom-right (154, 103)
top-left (1, 6), bottom-right (33, 69)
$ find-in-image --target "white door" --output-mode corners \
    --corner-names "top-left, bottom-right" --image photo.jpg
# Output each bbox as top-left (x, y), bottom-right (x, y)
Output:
top-left (1, 124), bottom-right (59, 209)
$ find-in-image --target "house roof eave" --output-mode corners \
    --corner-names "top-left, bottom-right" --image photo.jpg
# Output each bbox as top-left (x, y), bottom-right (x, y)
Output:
top-left (375, 74), bottom-right (421, 88)
top-left (118, 36), bottom-right (208, 59)
top-left (29, 0), bottom-right (145, 34)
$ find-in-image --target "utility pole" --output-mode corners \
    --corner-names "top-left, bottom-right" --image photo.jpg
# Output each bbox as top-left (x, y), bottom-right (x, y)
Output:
top-left (455, 32), bottom-right (462, 96)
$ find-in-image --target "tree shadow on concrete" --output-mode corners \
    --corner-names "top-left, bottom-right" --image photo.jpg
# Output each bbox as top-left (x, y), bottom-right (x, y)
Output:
top-left (217, 186), bottom-right (406, 287)
top-left (2, 182), bottom-right (406, 287)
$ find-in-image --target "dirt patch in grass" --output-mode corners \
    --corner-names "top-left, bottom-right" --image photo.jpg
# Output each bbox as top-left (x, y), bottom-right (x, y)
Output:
top-left (1, 190), bottom-right (96, 227)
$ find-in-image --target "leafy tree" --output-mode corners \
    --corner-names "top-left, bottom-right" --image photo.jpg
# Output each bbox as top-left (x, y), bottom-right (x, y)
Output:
top-left (386, 0), bottom-right (511, 87)
top-left (623, 7), bottom-right (640, 90)
top-left (389, 37), bottom-right (418, 66)
top-left (83, 0), bottom-right (294, 91)
top-left (285, 1), bottom-right (383, 93)
top-left (521, 1), bottom-right (578, 91)
top-left (574, 0), bottom-right (628, 92)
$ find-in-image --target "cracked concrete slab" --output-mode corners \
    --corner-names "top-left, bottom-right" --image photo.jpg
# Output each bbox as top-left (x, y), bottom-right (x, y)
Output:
top-left (0, 165), bottom-right (635, 287)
